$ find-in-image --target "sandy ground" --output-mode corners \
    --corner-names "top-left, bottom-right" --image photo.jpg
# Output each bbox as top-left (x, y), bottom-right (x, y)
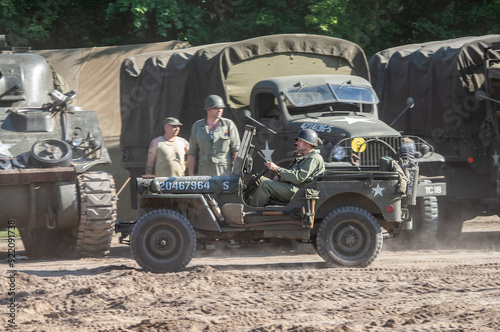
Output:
top-left (1, 217), bottom-right (500, 331)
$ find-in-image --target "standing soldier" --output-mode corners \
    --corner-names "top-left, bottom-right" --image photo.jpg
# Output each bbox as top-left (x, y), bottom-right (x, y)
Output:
top-left (187, 95), bottom-right (240, 176)
top-left (145, 117), bottom-right (189, 177)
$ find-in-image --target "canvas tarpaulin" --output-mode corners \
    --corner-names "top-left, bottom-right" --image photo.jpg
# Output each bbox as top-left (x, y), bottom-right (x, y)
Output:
top-left (369, 35), bottom-right (500, 139)
top-left (33, 40), bottom-right (189, 140)
top-left (120, 34), bottom-right (370, 168)
top-left (120, 43), bottom-right (230, 163)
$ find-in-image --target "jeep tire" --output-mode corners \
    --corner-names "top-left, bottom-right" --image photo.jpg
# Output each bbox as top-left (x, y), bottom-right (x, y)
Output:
top-left (130, 209), bottom-right (196, 273)
top-left (316, 206), bottom-right (383, 267)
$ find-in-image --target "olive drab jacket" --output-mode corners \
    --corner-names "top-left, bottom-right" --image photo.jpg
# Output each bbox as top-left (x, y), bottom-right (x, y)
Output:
top-left (249, 149), bottom-right (325, 207)
top-left (280, 149), bottom-right (325, 190)
top-left (187, 117), bottom-right (240, 176)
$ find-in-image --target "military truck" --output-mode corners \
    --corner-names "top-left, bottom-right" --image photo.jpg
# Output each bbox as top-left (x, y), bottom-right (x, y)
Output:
top-left (369, 35), bottom-right (500, 238)
top-left (115, 125), bottom-right (445, 273)
top-left (120, 34), bottom-right (444, 247)
top-left (0, 39), bottom-right (117, 257)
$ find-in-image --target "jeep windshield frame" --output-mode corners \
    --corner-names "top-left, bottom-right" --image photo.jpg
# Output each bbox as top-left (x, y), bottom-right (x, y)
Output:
top-left (283, 81), bottom-right (379, 107)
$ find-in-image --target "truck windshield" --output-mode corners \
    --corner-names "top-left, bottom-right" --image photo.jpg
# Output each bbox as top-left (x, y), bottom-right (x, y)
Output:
top-left (284, 81), bottom-right (379, 107)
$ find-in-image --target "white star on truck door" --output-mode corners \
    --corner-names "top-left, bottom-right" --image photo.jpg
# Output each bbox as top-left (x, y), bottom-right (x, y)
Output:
top-left (372, 183), bottom-right (385, 197)
top-left (493, 150), bottom-right (499, 167)
top-left (260, 140), bottom-right (274, 161)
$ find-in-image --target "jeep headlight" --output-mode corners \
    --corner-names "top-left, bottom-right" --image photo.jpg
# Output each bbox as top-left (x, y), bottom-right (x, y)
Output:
top-left (150, 179), bottom-right (161, 193)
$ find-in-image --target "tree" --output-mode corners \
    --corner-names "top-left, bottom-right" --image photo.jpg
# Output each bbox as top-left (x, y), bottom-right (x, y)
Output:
top-left (197, 0), bottom-right (312, 44)
top-left (2, 0), bottom-right (500, 51)
top-left (104, 0), bottom-right (206, 44)
top-left (0, 0), bottom-right (61, 47)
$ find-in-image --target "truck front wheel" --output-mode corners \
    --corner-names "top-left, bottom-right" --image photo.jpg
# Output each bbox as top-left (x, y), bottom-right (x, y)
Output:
top-left (408, 196), bottom-right (438, 248)
top-left (316, 206), bottom-right (383, 268)
top-left (130, 209), bottom-right (196, 273)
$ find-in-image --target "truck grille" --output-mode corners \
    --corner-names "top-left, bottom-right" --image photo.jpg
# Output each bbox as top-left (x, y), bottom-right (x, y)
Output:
top-left (330, 136), bottom-right (402, 166)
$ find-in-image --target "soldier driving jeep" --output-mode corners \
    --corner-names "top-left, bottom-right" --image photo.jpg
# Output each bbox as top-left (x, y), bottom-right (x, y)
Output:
top-left (249, 128), bottom-right (325, 207)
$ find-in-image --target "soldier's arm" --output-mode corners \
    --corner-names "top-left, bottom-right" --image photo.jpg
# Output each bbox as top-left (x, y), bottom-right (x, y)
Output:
top-left (232, 151), bottom-right (238, 166)
top-left (183, 138), bottom-right (190, 169)
top-left (229, 121), bottom-right (241, 153)
top-left (279, 156), bottom-right (320, 185)
top-left (187, 154), bottom-right (196, 176)
top-left (187, 124), bottom-right (198, 176)
top-left (145, 138), bottom-right (158, 175)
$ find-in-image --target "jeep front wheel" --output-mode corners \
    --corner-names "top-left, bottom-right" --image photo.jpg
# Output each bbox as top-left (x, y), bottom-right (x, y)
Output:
top-left (130, 209), bottom-right (196, 273)
top-left (316, 206), bottom-right (383, 268)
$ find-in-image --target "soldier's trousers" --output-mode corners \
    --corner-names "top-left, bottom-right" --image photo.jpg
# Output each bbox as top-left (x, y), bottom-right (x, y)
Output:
top-left (249, 177), bottom-right (297, 207)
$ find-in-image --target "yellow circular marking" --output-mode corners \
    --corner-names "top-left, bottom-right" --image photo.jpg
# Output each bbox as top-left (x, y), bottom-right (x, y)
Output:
top-left (351, 137), bottom-right (367, 153)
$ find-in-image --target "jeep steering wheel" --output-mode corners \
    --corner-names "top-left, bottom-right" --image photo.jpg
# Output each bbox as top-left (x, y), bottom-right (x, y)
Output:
top-left (244, 151), bottom-right (271, 195)
top-left (245, 166), bottom-right (269, 191)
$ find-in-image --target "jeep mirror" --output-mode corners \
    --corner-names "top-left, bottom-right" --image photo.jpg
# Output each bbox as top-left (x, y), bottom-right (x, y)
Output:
top-left (241, 109), bottom-right (278, 135)
top-left (242, 109), bottom-right (252, 120)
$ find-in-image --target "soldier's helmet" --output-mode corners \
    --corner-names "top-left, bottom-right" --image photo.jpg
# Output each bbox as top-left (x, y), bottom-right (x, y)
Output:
top-left (296, 128), bottom-right (319, 146)
top-left (204, 95), bottom-right (225, 110)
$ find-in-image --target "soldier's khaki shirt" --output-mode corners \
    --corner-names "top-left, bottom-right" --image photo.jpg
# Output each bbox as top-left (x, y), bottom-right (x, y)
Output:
top-left (187, 117), bottom-right (240, 176)
top-left (154, 136), bottom-right (189, 177)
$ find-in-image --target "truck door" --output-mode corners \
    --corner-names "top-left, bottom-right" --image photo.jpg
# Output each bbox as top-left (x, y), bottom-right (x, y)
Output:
top-left (252, 92), bottom-right (293, 164)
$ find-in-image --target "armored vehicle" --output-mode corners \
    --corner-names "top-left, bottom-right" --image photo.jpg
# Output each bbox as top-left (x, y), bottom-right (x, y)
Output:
top-left (115, 125), bottom-right (445, 273)
top-left (369, 35), bottom-right (500, 238)
top-left (0, 42), bottom-right (117, 257)
top-left (120, 34), bottom-right (444, 247)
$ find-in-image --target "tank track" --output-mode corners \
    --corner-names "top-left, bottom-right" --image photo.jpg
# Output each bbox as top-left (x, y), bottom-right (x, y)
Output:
top-left (75, 171), bottom-right (117, 257)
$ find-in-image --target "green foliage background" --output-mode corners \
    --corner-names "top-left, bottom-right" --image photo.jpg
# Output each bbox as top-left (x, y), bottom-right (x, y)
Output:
top-left (2, 0), bottom-right (500, 56)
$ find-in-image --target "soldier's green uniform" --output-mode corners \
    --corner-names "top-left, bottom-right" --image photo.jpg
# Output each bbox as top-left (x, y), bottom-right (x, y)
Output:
top-left (250, 149), bottom-right (325, 207)
top-left (188, 117), bottom-right (240, 176)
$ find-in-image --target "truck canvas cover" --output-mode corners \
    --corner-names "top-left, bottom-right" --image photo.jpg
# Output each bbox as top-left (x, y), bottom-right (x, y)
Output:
top-left (369, 35), bottom-right (500, 139)
top-left (33, 40), bottom-right (188, 140)
top-left (120, 34), bottom-right (370, 168)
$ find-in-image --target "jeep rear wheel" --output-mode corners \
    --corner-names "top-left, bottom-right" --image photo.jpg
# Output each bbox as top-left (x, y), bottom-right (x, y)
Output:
top-left (316, 206), bottom-right (382, 268)
top-left (130, 209), bottom-right (196, 273)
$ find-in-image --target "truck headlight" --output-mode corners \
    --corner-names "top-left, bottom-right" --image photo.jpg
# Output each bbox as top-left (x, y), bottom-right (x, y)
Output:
top-left (331, 145), bottom-right (346, 160)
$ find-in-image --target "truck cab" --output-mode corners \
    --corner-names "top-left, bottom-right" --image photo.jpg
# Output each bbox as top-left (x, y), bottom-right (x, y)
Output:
top-left (247, 74), bottom-right (441, 168)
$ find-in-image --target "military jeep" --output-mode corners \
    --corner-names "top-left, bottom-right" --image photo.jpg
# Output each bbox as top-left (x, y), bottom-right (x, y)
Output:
top-left (116, 125), bottom-right (445, 273)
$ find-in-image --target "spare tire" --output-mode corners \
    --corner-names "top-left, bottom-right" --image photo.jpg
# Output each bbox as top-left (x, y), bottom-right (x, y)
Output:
top-left (30, 138), bottom-right (72, 167)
